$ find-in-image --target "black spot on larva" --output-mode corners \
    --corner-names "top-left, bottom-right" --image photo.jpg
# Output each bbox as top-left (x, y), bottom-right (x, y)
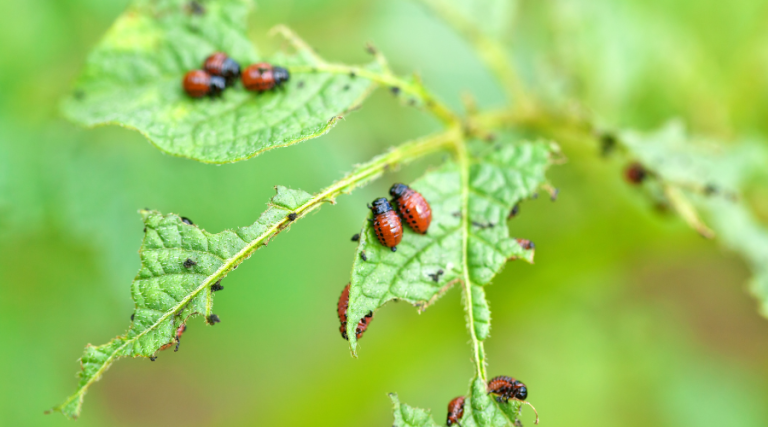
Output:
top-left (130, 313), bottom-right (135, 321)
top-left (343, 84), bottom-right (350, 91)
top-left (390, 86), bottom-right (401, 95)
top-left (407, 98), bottom-right (416, 106)
top-left (287, 212), bottom-right (298, 221)
top-left (452, 211), bottom-right (461, 217)
top-left (704, 184), bottom-right (718, 195)
top-left (365, 44), bottom-right (377, 55)
top-left (207, 314), bottom-right (221, 324)
top-left (531, 192), bottom-right (539, 199)
top-left (349, 71), bottom-right (356, 78)
top-left (351, 233), bottom-right (360, 242)
top-left (73, 90), bottom-right (85, 100)
top-left (181, 216), bottom-right (193, 225)
top-left (183, 258), bottom-right (197, 268)
top-left (297, 81), bottom-right (305, 88)
top-left (143, 227), bottom-right (147, 233)
top-left (360, 251), bottom-right (368, 261)
top-left (485, 133), bottom-right (497, 142)
top-left (211, 280), bottom-right (224, 292)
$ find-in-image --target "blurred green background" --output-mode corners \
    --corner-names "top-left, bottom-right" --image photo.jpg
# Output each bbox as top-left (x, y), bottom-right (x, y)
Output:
top-left (1, 0), bottom-right (768, 426)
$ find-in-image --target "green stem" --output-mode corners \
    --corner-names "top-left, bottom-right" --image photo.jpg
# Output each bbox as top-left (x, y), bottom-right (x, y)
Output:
top-left (454, 138), bottom-right (487, 381)
top-left (416, 0), bottom-right (530, 110)
top-left (290, 63), bottom-right (459, 126)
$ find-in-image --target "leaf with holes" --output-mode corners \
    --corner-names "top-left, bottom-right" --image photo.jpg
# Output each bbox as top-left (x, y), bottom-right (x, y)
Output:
top-left (391, 377), bottom-right (529, 427)
top-left (61, 0), bottom-right (378, 164)
top-left (345, 138), bottom-right (558, 352)
top-left (49, 186), bottom-right (312, 419)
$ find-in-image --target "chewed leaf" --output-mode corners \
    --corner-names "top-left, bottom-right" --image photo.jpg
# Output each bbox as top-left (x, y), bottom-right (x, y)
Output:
top-left (391, 377), bottom-right (527, 427)
top-left (347, 138), bottom-right (557, 353)
top-left (61, 0), bottom-right (378, 163)
top-left (50, 186), bottom-right (312, 419)
top-left (620, 122), bottom-right (768, 317)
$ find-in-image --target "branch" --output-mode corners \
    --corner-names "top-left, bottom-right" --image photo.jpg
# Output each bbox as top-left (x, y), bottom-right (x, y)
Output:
top-left (272, 25), bottom-right (461, 126)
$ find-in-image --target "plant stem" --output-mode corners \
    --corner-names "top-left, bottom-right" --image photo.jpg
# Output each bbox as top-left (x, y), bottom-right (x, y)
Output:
top-left (453, 137), bottom-right (488, 381)
top-left (290, 63), bottom-right (459, 126)
top-left (416, 0), bottom-right (530, 110)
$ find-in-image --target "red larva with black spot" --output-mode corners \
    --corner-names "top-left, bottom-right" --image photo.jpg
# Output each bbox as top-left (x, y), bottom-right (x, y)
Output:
top-left (203, 52), bottom-right (241, 85)
top-left (446, 396), bottom-right (465, 426)
top-left (182, 70), bottom-right (226, 98)
top-left (389, 183), bottom-right (432, 234)
top-left (370, 198), bottom-right (403, 251)
top-left (624, 161), bottom-right (647, 184)
top-left (241, 62), bottom-right (290, 92)
top-left (487, 376), bottom-right (528, 402)
top-left (516, 239), bottom-right (535, 250)
top-left (159, 324), bottom-right (187, 352)
top-left (337, 284), bottom-right (374, 340)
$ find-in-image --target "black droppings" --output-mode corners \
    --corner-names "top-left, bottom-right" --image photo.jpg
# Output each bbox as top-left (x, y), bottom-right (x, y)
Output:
top-left (351, 233), bottom-right (360, 242)
top-left (600, 132), bottom-right (617, 156)
top-left (150, 356), bottom-right (157, 362)
top-left (73, 90), bottom-right (85, 100)
top-left (207, 314), bottom-right (221, 324)
top-left (130, 313), bottom-right (135, 321)
top-left (485, 133), bottom-right (497, 142)
top-left (472, 221), bottom-right (495, 229)
top-left (211, 280), bottom-right (224, 292)
top-left (428, 269), bottom-right (444, 282)
top-left (407, 98), bottom-right (416, 106)
top-left (360, 251), bottom-right (368, 261)
top-left (365, 43), bottom-right (377, 55)
top-left (297, 81), bottom-right (305, 88)
top-left (704, 184), bottom-right (718, 195)
top-left (181, 216), bottom-right (193, 225)
top-left (531, 192), bottom-right (539, 199)
top-left (183, 258), bottom-right (197, 268)
top-left (550, 188), bottom-right (560, 201)
top-left (287, 212), bottom-right (298, 221)
top-left (390, 86), bottom-right (401, 95)
top-left (143, 227), bottom-right (147, 233)
top-left (452, 211), bottom-right (461, 217)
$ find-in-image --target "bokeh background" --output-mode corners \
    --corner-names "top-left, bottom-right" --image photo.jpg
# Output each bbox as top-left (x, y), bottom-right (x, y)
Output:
top-left (2, 0), bottom-right (768, 426)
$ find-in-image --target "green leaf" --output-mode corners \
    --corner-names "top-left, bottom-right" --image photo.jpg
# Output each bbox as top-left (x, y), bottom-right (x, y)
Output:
top-left (50, 185), bottom-right (312, 419)
top-left (61, 0), bottom-right (377, 164)
top-left (619, 121), bottom-right (768, 317)
top-left (346, 137), bottom-right (557, 353)
top-left (390, 377), bottom-right (526, 427)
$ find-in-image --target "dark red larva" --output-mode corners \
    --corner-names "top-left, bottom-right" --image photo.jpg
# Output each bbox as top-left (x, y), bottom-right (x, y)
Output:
top-left (241, 62), bottom-right (290, 92)
top-left (516, 239), bottom-right (535, 250)
top-left (370, 198), bottom-right (403, 251)
top-left (182, 70), bottom-right (226, 98)
top-left (203, 52), bottom-right (241, 85)
top-left (159, 324), bottom-right (187, 352)
top-left (337, 284), bottom-right (373, 340)
top-left (487, 376), bottom-right (528, 402)
top-left (625, 161), bottom-right (647, 184)
top-left (389, 183), bottom-right (432, 234)
top-left (446, 396), bottom-right (465, 426)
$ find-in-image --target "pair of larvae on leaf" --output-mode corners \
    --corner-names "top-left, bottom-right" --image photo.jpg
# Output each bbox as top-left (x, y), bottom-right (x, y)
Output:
top-left (183, 51), bottom-right (290, 98)
top-left (447, 376), bottom-right (539, 426)
top-left (336, 184), bottom-right (432, 341)
top-left (369, 183), bottom-right (433, 252)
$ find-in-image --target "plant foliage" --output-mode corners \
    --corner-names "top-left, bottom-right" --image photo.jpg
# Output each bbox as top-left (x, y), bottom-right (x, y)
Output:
top-left (50, 0), bottom-right (768, 424)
